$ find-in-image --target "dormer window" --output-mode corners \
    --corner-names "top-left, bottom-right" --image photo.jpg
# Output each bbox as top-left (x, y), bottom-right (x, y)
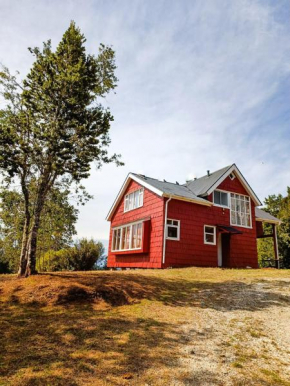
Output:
top-left (213, 190), bottom-right (229, 207)
top-left (124, 188), bottom-right (144, 212)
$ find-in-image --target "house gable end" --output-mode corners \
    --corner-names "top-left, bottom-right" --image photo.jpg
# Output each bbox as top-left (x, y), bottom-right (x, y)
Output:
top-left (206, 164), bottom-right (261, 206)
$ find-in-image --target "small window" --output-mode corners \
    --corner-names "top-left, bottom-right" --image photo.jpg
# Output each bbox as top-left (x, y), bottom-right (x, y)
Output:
top-left (166, 219), bottom-right (180, 240)
top-left (229, 172), bottom-right (235, 180)
top-left (204, 225), bottom-right (216, 245)
top-left (124, 188), bottom-right (144, 212)
top-left (213, 190), bottom-right (229, 207)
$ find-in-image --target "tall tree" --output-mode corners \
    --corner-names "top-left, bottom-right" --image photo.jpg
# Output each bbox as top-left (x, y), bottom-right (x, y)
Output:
top-left (0, 184), bottom-right (79, 273)
top-left (0, 22), bottom-right (121, 276)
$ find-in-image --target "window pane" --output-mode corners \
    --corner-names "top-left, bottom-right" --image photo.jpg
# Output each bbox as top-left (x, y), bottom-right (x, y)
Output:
top-left (214, 191), bottom-right (221, 205)
top-left (121, 227), bottom-right (126, 249)
top-left (221, 193), bottom-right (228, 206)
top-left (132, 224), bottom-right (137, 248)
top-left (139, 189), bottom-right (143, 207)
top-left (205, 234), bottom-right (214, 243)
top-left (136, 223), bottom-right (142, 248)
top-left (231, 211), bottom-right (236, 224)
top-left (134, 191), bottom-right (139, 208)
top-left (168, 226), bottom-right (178, 238)
top-left (124, 196), bottom-right (129, 211)
top-left (205, 226), bottom-right (214, 234)
top-left (173, 220), bottom-right (179, 226)
top-left (246, 214), bottom-right (251, 227)
top-left (129, 193), bottom-right (133, 210)
top-left (167, 219), bottom-right (173, 225)
top-left (116, 229), bottom-right (121, 250)
top-left (124, 226), bottom-right (131, 249)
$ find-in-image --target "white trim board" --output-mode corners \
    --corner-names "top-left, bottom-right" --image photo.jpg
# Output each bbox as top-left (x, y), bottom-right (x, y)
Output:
top-left (206, 164), bottom-right (262, 206)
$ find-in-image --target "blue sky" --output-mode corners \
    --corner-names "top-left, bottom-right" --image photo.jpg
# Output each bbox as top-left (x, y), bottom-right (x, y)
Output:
top-left (0, 0), bottom-right (289, 241)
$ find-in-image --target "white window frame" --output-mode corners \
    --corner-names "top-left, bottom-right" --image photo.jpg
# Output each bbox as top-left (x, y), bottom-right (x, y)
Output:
top-left (111, 220), bottom-right (143, 252)
top-left (229, 172), bottom-right (236, 180)
top-left (213, 189), bottom-right (230, 208)
top-left (204, 225), bottom-right (216, 245)
top-left (166, 219), bottom-right (180, 241)
top-left (124, 188), bottom-right (144, 213)
top-left (230, 193), bottom-right (252, 229)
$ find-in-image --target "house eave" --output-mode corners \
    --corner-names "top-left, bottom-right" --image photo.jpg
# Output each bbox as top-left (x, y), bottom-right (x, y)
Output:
top-left (255, 217), bottom-right (282, 225)
top-left (206, 164), bottom-right (262, 206)
top-left (162, 193), bottom-right (213, 207)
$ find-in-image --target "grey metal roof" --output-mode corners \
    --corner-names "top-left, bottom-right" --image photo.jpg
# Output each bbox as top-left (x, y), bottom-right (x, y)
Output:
top-left (131, 173), bottom-right (210, 204)
top-left (185, 165), bottom-right (233, 196)
top-left (255, 207), bottom-right (281, 224)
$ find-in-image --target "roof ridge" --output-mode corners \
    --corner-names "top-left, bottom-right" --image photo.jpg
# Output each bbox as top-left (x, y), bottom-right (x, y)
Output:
top-left (185, 164), bottom-right (234, 183)
top-left (132, 173), bottom-right (184, 187)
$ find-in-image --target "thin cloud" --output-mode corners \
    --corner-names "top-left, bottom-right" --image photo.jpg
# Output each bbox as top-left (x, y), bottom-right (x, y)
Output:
top-left (0, 0), bottom-right (289, 240)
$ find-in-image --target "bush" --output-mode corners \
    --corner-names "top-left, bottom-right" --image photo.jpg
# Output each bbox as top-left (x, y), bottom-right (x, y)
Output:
top-left (39, 238), bottom-right (105, 272)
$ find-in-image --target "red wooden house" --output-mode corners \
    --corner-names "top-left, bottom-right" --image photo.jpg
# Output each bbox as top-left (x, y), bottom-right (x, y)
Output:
top-left (106, 164), bottom-right (281, 269)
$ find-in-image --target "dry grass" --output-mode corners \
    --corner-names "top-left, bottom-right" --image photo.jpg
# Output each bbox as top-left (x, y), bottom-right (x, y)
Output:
top-left (0, 268), bottom-right (290, 385)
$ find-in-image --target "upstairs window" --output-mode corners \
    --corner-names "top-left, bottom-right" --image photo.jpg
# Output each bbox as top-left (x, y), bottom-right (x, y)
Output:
top-left (213, 190), bottom-right (229, 207)
top-left (124, 188), bottom-right (144, 212)
top-left (204, 225), bottom-right (216, 245)
top-left (230, 193), bottom-right (251, 228)
top-left (166, 219), bottom-right (180, 240)
top-left (112, 221), bottom-right (143, 251)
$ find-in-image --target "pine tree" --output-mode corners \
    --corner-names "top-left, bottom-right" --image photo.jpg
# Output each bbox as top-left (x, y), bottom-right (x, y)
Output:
top-left (0, 22), bottom-right (121, 276)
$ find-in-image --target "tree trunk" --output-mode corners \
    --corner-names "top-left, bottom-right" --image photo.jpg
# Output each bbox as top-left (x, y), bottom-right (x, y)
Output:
top-left (24, 200), bottom-right (44, 276)
top-left (17, 218), bottom-right (30, 277)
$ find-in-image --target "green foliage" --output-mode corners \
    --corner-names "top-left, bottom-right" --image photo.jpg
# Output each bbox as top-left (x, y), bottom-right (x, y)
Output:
top-left (39, 238), bottom-right (105, 272)
top-left (0, 21), bottom-right (122, 275)
top-left (0, 185), bottom-right (78, 273)
top-left (258, 188), bottom-right (290, 268)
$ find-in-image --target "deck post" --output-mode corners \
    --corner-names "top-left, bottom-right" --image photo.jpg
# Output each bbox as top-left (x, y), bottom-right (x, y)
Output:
top-left (272, 223), bottom-right (279, 268)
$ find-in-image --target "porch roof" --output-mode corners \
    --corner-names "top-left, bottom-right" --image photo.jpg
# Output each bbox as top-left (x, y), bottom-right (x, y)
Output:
top-left (255, 208), bottom-right (281, 225)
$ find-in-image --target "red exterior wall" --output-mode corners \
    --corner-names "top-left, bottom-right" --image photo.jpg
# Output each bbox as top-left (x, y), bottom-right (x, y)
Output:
top-left (164, 175), bottom-right (258, 268)
top-left (107, 175), bottom-right (259, 269)
top-left (107, 180), bottom-right (164, 268)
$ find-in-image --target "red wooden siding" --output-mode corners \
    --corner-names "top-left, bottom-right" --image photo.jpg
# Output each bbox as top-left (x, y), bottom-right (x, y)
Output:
top-left (164, 175), bottom-right (258, 268)
top-left (107, 180), bottom-right (164, 268)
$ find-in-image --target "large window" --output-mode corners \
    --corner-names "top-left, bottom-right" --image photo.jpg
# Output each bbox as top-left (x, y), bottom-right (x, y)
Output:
top-left (204, 225), bottom-right (216, 245)
top-left (230, 193), bottom-right (251, 228)
top-left (124, 188), bottom-right (144, 212)
top-left (166, 219), bottom-right (180, 240)
top-left (213, 190), bottom-right (229, 207)
top-left (112, 221), bottom-right (143, 251)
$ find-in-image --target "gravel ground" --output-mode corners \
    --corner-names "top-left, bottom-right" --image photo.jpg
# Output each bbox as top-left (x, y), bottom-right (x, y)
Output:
top-left (178, 279), bottom-right (290, 386)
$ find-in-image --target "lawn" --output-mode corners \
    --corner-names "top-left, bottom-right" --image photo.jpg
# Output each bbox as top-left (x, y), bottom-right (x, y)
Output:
top-left (1, 268), bottom-right (290, 385)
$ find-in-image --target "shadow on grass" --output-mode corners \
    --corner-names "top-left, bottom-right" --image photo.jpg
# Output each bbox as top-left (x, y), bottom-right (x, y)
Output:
top-left (0, 301), bottom-right (181, 385)
top-left (1, 272), bottom-right (289, 384)
top-left (43, 272), bottom-right (290, 311)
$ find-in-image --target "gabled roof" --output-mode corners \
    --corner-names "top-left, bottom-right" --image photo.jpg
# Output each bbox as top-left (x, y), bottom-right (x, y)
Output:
top-left (106, 172), bottom-right (212, 221)
top-left (255, 208), bottom-right (281, 225)
top-left (185, 164), bottom-right (262, 206)
top-left (185, 165), bottom-right (232, 196)
top-left (106, 164), bottom-right (262, 221)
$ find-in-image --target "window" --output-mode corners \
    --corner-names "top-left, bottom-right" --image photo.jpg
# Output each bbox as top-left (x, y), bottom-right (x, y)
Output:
top-left (166, 219), bottom-right (180, 240)
top-left (213, 190), bottom-right (229, 207)
top-left (230, 193), bottom-right (251, 228)
top-left (204, 225), bottom-right (216, 245)
top-left (112, 221), bottom-right (143, 251)
top-left (124, 188), bottom-right (144, 212)
top-left (229, 172), bottom-right (235, 180)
